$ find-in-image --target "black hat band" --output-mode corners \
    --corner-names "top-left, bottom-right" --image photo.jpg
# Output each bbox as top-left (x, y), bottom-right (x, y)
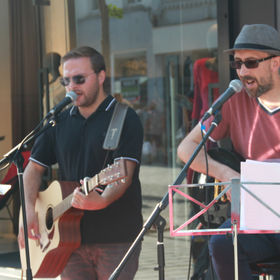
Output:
top-left (233, 43), bottom-right (280, 52)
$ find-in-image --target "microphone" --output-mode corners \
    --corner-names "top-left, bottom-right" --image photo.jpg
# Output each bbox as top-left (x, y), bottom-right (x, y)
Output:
top-left (45, 91), bottom-right (77, 119)
top-left (201, 79), bottom-right (243, 122)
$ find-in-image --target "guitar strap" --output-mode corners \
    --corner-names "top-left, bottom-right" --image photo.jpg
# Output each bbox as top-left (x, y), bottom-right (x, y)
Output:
top-left (103, 102), bottom-right (128, 151)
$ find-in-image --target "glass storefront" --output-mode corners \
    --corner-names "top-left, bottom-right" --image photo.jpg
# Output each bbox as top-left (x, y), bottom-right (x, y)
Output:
top-left (40, 0), bottom-right (218, 166)
top-left (36, 0), bottom-right (219, 232)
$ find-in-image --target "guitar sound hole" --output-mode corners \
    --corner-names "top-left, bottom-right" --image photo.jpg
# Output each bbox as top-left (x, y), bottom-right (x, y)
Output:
top-left (46, 207), bottom-right (54, 230)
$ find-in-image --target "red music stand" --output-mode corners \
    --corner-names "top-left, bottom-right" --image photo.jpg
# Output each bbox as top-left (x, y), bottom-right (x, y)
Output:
top-left (169, 178), bottom-right (280, 280)
top-left (0, 151), bottom-right (30, 232)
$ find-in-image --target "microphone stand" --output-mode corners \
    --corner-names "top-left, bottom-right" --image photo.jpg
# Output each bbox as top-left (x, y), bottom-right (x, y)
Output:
top-left (109, 113), bottom-right (222, 280)
top-left (0, 117), bottom-right (57, 280)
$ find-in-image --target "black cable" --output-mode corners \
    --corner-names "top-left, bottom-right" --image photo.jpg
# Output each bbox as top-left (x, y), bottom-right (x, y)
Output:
top-left (187, 236), bottom-right (192, 280)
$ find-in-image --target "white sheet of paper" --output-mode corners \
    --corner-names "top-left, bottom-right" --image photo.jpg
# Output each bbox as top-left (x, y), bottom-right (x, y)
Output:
top-left (240, 160), bottom-right (280, 230)
top-left (0, 184), bottom-right (11, 195)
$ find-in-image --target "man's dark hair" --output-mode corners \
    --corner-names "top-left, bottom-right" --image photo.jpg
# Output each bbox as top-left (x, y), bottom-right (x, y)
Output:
top-left (61, 46), bottom-right (106, 73)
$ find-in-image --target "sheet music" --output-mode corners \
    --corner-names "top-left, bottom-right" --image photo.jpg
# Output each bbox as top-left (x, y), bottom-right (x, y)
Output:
top-left (240, 160), bottom-right (280, 230)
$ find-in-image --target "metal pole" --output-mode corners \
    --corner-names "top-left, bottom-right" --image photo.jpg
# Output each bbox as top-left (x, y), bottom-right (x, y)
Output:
top-left (233, 221), bottom-right (238, 280)
top-left (231, 178), bottom-right (241, 280)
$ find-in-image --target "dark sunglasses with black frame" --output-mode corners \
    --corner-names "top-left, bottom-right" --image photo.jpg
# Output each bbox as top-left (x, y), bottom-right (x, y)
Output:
top-left (230, 55), bottom-right (276, 69)
top-left (60, 72), bottom-right (95, 87)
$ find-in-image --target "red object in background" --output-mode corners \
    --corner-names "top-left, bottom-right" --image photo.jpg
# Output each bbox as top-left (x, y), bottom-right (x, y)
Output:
top-left (1, 151), bottom-right (30, 185)
top-left (0, 151), bottom-right (30, 233)
top-left (192, 57), bottom-right (219, 122)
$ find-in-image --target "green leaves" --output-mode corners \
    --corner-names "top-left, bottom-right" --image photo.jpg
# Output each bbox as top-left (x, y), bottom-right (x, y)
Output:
top-left (108, 4), bottom-right (123, 19)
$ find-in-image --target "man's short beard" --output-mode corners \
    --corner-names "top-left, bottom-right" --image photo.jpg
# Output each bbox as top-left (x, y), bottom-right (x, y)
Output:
top-left (245, 83), bottom-right (273, 98)
top-left (243, 75), bottom-right (273, 98)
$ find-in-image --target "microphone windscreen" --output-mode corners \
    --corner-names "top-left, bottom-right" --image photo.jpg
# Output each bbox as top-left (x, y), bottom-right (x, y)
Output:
top-left (229, 79), bottom-right (243, 92)
top-left (66, 91), bottom-right (78, 101)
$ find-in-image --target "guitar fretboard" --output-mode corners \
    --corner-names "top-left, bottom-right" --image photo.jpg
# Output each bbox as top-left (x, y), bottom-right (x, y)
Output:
top-left (53, 193), bottom-right (74, 221)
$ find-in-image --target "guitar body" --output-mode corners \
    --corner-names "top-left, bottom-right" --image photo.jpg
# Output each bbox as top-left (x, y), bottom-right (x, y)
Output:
top-left (20, 180), bottom-right (83, 278)
top-left (19, 158), bottom-right (127, 278)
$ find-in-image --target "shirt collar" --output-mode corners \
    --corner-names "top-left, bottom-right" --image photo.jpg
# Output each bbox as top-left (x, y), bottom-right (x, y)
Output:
top-left (70, 95), bottom-right (116, 116)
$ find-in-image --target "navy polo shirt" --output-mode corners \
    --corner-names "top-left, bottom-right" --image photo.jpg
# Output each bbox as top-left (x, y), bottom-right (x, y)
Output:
top-left (30, 95), bottom-right (144, 243)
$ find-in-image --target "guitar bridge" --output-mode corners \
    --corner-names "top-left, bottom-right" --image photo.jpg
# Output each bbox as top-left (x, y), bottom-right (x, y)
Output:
top-left (40, 231), bottom-right (51, 252)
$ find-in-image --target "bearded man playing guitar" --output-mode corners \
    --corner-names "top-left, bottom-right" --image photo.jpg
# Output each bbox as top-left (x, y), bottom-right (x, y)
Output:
top-left (178, 24), bottom-right (280, 280)
top-left (18, 46), bottom-right (144, 280)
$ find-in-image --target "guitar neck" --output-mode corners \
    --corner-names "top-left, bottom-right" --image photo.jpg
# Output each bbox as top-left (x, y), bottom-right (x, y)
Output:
top-left (52, 193), bottom-right (74, 221)
top-left (52, 174), bottom-right (99, 221)
top-left (50, 158), bottom-right (126, 221)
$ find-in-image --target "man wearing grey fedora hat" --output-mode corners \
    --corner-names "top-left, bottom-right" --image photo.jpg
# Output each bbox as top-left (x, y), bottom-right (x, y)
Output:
top-left (178, 23), bottom-right (280, 280)
top-left (225, 23), bottom-right (280, 56)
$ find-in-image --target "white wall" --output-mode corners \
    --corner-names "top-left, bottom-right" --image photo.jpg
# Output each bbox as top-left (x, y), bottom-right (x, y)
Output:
top-left (152, 19), bottom-right (217, 54)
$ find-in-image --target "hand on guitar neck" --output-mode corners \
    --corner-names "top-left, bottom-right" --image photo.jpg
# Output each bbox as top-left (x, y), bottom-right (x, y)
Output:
top-left (71, 159), bottom-right (135, 210)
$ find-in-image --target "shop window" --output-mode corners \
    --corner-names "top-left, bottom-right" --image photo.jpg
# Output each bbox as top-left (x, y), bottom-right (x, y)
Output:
top-left (91, 0), bottom-right (99, 10)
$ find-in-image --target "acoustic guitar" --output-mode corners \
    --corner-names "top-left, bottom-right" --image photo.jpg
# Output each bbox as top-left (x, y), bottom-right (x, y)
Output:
top-left (19, 158), bottom-right (127, 278)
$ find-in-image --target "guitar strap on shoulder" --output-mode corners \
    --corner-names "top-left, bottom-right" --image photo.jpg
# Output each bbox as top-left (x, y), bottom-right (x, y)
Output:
top-left (103, 102), bottom-right (128, 151)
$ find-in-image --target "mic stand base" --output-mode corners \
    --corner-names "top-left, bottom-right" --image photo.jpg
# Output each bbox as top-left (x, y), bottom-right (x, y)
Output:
top-left (154, 215), bottom-right (166, 280)
top-left (14, 152), bottom-right (33, 280)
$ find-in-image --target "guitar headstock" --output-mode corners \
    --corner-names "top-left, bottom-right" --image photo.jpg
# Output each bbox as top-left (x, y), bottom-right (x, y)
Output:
top-left (99, 158), bottom-right (127, 185)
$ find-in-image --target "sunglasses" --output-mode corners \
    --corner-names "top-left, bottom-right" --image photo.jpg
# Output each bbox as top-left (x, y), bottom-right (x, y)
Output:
top-left (60, 72), bottom-right (95, 87)
top-left (230, 55), bottom-right (276, 69)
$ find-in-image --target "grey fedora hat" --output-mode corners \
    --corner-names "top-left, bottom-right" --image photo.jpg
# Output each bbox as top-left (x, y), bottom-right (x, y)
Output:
top-left (225, 24), bottom-right (280, 56)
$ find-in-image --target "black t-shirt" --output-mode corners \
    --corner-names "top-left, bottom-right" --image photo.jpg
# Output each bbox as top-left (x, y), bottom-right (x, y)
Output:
top-left (30, 95), bottom-right (143, 243)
